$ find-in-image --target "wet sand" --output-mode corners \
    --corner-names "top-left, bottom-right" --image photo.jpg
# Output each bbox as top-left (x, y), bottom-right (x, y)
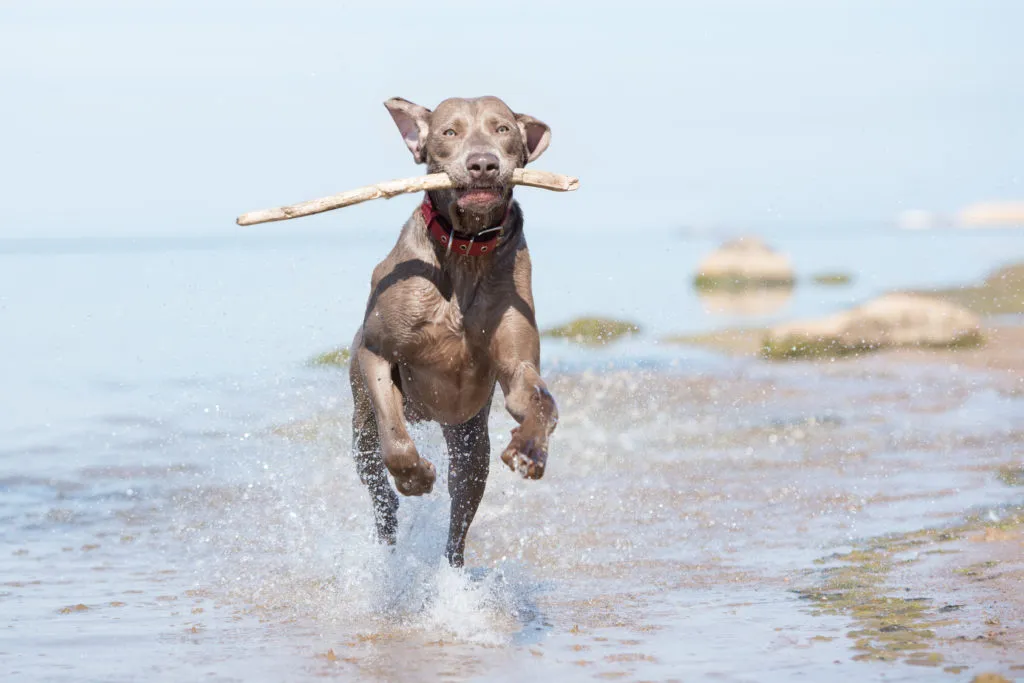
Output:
top-left (881, 325), bottom-right (1024, 379)
top-left (5, 330), bottom-right (1022, 681)
top-left (669, 323), bottom-right (1022, 371)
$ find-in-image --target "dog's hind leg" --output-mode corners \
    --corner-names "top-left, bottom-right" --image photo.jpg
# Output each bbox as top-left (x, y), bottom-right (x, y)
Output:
top-left (441, 402), bottom-right (492, 568)
top-left (349, 354), bottom-right (399, 544)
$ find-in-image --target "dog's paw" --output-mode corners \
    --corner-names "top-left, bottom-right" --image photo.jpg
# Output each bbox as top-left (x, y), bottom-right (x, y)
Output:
top-left (383, 440), bottom-right (435, 496)
top-left (391, 457), bottom-right (436, 496)
top-left (501, 427), bottom-right (548, 480)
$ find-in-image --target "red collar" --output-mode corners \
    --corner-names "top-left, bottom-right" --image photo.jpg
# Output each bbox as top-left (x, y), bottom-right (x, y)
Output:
top-left (420, 195), bottom-right (510, 257)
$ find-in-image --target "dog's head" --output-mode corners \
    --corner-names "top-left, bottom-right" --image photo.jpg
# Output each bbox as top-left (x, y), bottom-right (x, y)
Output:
top-left (384, 96), bottom-right (550, 232)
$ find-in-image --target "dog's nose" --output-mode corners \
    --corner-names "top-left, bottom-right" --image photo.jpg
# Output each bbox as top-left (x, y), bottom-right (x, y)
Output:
top-left (466, 152), bottom-right (500, 182)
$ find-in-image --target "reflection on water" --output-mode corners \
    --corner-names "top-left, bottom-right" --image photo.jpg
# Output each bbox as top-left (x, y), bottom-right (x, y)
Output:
top-left (697, 287), bottom-right (794, 316)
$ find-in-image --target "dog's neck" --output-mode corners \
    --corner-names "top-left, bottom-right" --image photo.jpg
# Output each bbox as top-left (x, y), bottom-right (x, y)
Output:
top-left (418, 195), bottom-right (523, 309)
top-left (421, 194), bottom-right (518, 262)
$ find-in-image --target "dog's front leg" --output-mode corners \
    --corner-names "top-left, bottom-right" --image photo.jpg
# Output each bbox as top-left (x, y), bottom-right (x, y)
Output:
top-left (355, 347), bottom-right (436, 496)
top-left (350, 355), bottom-right (399, 544)
top-left (493, 318), bottom-right (558, 479)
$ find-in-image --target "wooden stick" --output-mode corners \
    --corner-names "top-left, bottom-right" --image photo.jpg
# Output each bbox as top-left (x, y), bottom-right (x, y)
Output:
top-left (236, 168), bottom-right (579, 226)
top-left (237, 169), bottom-right (578, 227)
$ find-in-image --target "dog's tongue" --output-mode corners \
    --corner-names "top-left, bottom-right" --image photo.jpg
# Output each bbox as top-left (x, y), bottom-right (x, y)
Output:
top-left (458, 189), bottom-right (502, 207)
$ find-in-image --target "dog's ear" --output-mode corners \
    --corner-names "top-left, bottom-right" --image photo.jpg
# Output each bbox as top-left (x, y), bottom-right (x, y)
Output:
top-left (514, 113), bottom-right (551, 164)
top-left (384, 97), bottom-right (432, 164)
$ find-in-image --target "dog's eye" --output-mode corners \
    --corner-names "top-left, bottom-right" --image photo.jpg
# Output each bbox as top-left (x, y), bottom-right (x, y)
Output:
top-left (443, 129), bottom-right (457, 137)
top-left (497, 125), bottom-right (511, 134)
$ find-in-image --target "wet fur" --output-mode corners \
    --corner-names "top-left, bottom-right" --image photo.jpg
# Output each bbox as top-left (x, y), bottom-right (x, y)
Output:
top-left (349, 96), bottom-right (558, 567)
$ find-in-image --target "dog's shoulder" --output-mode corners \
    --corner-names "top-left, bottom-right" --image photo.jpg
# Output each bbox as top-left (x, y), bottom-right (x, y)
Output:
top-left (368, 212), bottom-right (441, 286)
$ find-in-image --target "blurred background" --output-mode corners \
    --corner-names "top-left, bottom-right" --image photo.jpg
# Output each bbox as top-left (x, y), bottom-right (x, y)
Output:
top-left (2, 2), bottom-right (1023, 680)
top-left (4, 0), bottom-right (1024, 237)
top-left (3, 0), bottom-right (1022, 383)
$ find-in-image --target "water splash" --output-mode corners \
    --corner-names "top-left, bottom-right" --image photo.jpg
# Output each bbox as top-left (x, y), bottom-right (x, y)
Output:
top-left (174, 418), bottom-right (542, 648)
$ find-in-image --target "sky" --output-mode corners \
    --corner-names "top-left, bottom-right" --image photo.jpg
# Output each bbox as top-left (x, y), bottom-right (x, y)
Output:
top-left (2, 0), bottom-right (1023, 238)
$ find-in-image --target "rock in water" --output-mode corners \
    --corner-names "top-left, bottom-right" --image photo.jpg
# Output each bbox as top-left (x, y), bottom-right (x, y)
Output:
top-left (541, 317), bottom-right (640, 345)
top-left (957, 201), bottom-right (1024, 228)
top-left (763, 294), bottom-right (982, 359)
top-left (693, 236), bottom-right (795, 290)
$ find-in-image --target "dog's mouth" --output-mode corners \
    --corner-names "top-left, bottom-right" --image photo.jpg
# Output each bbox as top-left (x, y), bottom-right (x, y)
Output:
top-left (455, 187), bottom-right (504, 210)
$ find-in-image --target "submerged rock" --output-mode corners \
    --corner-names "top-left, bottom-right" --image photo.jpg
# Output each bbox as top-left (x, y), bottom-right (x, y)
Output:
top-left (811, 272), bottom-right (854, 286)
top-left (997, 466), bottom-right (1024, 487)
top-left (541, 317), bottom-right (640, 345)
top-left (307, 347), bottom-right (350, 367)
top-left (58, 604), bottom-right (90, 614)
top-left (762, 294), bottom-right (983, 360)
top-left (693, 236), bottom-right (795, 290)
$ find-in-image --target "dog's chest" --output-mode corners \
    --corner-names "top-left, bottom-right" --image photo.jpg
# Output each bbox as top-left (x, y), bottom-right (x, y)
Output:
top-left (426, 289), bottom-right (492, 354)
top-left (396, 289), bottom-right (497, 423)
top-left (373, 252), bottom-right (504, 370)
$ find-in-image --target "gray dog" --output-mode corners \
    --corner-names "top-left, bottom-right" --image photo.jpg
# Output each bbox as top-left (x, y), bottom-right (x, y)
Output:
top-left (348, 96), bottom-right (559, 567)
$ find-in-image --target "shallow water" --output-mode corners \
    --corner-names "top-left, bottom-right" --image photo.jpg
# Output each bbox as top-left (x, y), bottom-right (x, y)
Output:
top-left (1, 228), bottom-right (1023, 681)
